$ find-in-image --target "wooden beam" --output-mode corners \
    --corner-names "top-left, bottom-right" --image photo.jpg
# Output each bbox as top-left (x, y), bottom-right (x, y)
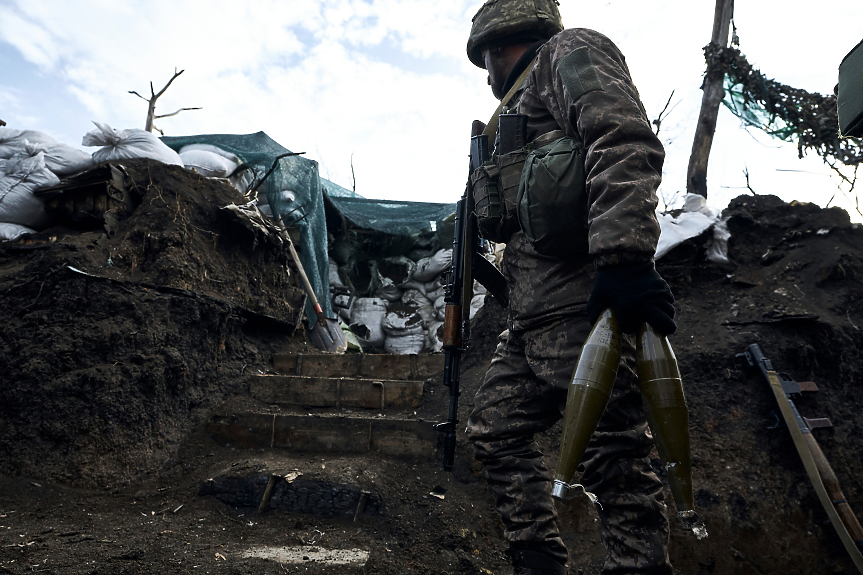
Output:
top-left (249, 375), bottom-right (423, 409)
top-left (208, 413), bottom-right (437, 459)
top-left (272, 353), bottom-right (442, 380)
top-left (686, 0), bottom-right (735, 198)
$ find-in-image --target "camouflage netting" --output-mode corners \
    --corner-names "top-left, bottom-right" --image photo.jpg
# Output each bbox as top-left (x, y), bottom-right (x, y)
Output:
top-left (705, 44), bottom-right (863, 166)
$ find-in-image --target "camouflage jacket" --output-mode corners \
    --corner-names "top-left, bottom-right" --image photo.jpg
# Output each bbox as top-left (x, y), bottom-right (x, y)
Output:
top-left (500, 27), bottom-right (664, 329)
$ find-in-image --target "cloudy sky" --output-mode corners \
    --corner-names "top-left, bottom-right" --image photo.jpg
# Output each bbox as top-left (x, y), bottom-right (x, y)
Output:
top-left (1, 0), bottom-right (861, 221)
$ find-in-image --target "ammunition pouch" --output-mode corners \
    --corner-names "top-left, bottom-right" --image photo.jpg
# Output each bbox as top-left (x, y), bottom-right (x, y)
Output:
top-left (470, 149), bottom-right (528, 243)
top-left (470, 130), bottom-right (568, 244)
top-left (516, 135), bottom-right (589, 257)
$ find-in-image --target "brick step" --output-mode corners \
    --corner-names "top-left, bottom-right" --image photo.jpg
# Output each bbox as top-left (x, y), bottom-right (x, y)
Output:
top-left (249, 374), bottom-right (423, 410)
top-left (208, 412), bottom-right (437, 460)
top-left (273, 352), bottom-right (442, 380)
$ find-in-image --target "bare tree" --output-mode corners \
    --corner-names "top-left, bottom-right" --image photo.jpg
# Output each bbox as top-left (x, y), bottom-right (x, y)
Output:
top-left (687, 0), bottom-right (734, 198)
top-left (129, 68), bottom-right (201, 135)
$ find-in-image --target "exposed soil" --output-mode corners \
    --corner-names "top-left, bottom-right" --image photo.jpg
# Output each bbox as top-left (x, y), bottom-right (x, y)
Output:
top-left (1, 169), bottom-right (862, 575)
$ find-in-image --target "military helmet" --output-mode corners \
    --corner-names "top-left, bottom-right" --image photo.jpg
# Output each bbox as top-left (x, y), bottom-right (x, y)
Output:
top-left (467, 0), bottom-right (564, 68)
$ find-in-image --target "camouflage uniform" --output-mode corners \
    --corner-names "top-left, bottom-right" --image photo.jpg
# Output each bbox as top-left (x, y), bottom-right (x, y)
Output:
top-left (466, 28), bottom-right (672, 573)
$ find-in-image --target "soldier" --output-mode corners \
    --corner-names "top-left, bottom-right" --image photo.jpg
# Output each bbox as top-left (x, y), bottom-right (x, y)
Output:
top-left (464, 1), bottom-right (677, 574)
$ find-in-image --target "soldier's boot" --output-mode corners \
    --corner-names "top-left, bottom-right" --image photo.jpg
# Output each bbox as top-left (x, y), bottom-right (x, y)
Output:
top-left (512, 549), bottom-right (567, 575)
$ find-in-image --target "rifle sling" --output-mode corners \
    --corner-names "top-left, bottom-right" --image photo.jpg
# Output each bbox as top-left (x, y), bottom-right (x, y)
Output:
top-left (766, 368), bottom-right (863, 572)
top-left (483, 55), bottom-right (539, 139)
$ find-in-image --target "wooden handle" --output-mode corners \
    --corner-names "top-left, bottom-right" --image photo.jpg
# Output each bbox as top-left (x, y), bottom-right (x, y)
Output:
top-left (802, 432), bottom-right (863, 543)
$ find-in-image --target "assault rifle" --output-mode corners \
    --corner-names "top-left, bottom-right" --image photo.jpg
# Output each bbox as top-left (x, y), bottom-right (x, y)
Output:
top-left (436, 121), bottom-right (509, 472)
top-left (740, 344), bottom-right (863, 572)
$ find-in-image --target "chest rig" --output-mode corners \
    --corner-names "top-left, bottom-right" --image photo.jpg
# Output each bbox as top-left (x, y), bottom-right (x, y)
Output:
top-left (470, 61), bottom-right (590, 256)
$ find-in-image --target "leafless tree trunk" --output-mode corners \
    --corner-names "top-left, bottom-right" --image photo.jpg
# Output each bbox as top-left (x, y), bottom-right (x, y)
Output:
top-left (129, 68), bottom-right (201, 135)
top-left (687, 0), bottom-right (735, 198)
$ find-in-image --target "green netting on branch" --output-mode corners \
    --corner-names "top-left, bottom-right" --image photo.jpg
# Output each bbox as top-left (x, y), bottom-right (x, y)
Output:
top-left (706, 44), bottom-right (862, 166)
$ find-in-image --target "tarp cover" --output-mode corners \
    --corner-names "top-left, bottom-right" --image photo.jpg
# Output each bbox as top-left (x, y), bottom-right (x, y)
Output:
top-left (326, 195), bottom-right (457, 238)
top-left (161, 132), bottom-right (332, 326)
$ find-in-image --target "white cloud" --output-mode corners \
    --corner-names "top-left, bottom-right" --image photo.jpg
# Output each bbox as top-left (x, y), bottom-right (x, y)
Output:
top-left (0, 0), bottom-right (860, 220)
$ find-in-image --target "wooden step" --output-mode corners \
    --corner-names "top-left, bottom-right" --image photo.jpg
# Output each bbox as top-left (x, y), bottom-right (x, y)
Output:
top-left (273, 353), bottom-right (442, 379)
top-left (250, 375), bottom-right (423, 409)
top-left (208, 413), bottom-right (437, 459)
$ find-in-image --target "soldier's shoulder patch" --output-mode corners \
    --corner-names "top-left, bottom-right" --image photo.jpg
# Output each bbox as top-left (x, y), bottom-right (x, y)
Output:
top-left (556, 46), bottom-right (603, 102)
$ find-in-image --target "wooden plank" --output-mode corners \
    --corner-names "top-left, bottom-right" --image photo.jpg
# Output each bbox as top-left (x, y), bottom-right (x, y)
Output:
top-left (272, 353), bottom-right (442, 379)
top-left (249, 375), bottom-right (423, 409)
top-left (208, 413), bottom-right (436, 459)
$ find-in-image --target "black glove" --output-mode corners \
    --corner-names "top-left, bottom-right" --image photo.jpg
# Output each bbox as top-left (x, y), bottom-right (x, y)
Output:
top-left (587, 262), bottom-right (676, 335)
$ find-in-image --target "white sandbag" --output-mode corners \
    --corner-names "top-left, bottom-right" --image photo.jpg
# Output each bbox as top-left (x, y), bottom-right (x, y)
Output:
top-left (374, 274), bottom-right (403, 302)
top-left (381, 306), bottom-right (424, 336)
top-left (399, 279), bottom-right (426, 295)
top-left (384, 332), bottom-right (425, 355)
top-left (0, 152), bottom-right (58, 229)
top-left (0, 128), bottom-right (94, 176)
top-left (0, 222), bottom-right (36, 241)
top-left (655, 211), bottom-right (714, 260)
top-left (706, 218), bottom-right (731, 266)
top-left (434, 295), bottom-right (446, 321)
top-left (402, 289), bottom-right (435, 328)
top-left (683, 193), bottom-right (718, 219)
top-left (434, 295), bottom-right (445, 309)
top-left (178, 143), bottom-right (240, 164)
top-left (426, 287), bottom-right (445, 303)
top-left (328, 258), bottom-right (344, 286)
top-left (82, 122), bottom-right (183, 166)
top-left (413, 249), bottom-right (452, 282)
top-left (425, 320), bottom-right (444, 354)
top-left (379, 256), bottom-right (416, 286)
top-left (469, 293), bottom-right (485, 319)
top-left (178, 149), bottom-right (239, 178)
top-left (348, 297), bottom-right (387, 348)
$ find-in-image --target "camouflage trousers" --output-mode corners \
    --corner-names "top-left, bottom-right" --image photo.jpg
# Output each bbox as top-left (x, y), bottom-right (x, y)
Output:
top-left (466, 314), bottom-right (672, 574)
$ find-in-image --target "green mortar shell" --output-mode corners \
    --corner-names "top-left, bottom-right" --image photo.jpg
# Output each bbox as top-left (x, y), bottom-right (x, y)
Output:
top-left (636, 323), bottom-right (694, 512)
top-left (555, 308), bottom-right (621, 487)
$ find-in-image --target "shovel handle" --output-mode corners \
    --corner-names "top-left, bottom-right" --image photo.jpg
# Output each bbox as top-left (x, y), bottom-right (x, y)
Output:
top-left (285, 234), bottom-right (320, 309)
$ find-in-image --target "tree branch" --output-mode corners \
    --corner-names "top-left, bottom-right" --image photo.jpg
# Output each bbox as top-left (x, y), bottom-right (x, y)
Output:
top-left (155, 107), bottom-right (202, 119)
top-left (155, 68), bottom-right (184, 99)
top-left (652, 90), bottom-right (676, 135)
top-left (250, 152), bottom-right (306, 194)
top-left (128, 90), bottom-right (149, 102)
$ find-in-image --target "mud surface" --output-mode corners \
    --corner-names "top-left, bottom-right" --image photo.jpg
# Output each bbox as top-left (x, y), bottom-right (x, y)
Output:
top-left (1, 183), bottom-right (863, 574)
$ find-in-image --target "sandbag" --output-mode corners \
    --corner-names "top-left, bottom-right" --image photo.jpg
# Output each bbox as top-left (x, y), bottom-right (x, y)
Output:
top-left (0, 222), bottom-right (36, 241)
top-left (401, 289), bottom-right (435, 328)
top-left (379, 256), bottom-right (416, 286)
top-left (381, 305), bottom-right (424, 336)
top-left (0, 128), bottom-right (93, 176)
top-left (178, 149), bottom-right (239, 178)
top-left (374, 274), bottom-right (403, 302)
top-left (348, 297), bottom-right (387, 348)
top-left (328, 258), bottom-right (344, 286)
top-left (383, 332), bottom-right (425, 355)
top-left (413, 249), bottom-right (452, 282)
top-left (425, 320), bottom-right (444, 354)
top-left (82, 122), bottom-right (183, 166)
top-left (469, 293), bottom-right (485, 319)
top-left (0, 152), bottom-right (58, 229)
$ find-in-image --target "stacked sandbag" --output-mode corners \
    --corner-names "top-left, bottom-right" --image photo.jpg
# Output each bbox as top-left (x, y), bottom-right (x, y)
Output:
top-left (326, 248), bottom-right (466, 354)
top-left (82, 122), bottom-right (183, 166)
top-left (374, 256), bottom-right (415, 303)
top-left (348, 297), bottom-right (387, 349)
top-left (0, 129), bottom-right (93, 176)
top-left (381, 305), bottom-right (424, 355)
top-left (0, 152), bottom-right (59, 231)
top-left (0, 128), bottom-right (96, 238)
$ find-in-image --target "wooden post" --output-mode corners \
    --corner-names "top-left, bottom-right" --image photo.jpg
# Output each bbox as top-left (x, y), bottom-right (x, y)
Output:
top-left (686, 0), bottom-right (735, 198)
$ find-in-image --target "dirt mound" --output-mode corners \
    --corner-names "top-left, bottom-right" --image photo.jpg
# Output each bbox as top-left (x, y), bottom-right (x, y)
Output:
top-left (0, 159), bottom-right (312, 488)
